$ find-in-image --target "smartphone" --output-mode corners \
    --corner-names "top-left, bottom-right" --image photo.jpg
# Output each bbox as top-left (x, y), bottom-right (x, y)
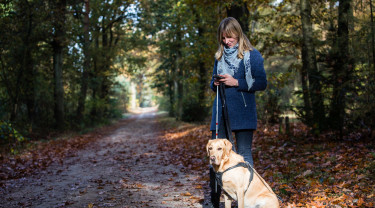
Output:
top-left (213, 74), bottom-right (223, 79)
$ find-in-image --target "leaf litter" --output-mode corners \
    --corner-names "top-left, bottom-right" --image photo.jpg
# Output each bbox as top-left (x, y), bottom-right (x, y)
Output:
top-left (0, 113), bottom-right (374, 207)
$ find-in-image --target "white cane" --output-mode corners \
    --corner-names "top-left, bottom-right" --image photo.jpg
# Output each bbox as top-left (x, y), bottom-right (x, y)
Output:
top-left (214, 84), bottom-right (219, 193)
top-left (215, 85), bottom-right (219, 139)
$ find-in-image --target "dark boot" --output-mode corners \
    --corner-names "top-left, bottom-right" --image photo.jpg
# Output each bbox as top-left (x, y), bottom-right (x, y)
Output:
top-left (209, 166), bottom-right (221, 208)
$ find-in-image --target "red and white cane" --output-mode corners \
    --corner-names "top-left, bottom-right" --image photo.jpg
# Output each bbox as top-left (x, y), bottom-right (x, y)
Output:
top-left (214, 84), bottom-right (219, 193)
top-left (216, 85), bottom-right (219, 139)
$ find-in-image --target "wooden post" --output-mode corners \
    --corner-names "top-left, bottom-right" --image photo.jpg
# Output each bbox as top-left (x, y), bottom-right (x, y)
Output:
top-left (279, 117), bottom-right (284, 134)
top-left (285, 116), bottom-right (290, 136)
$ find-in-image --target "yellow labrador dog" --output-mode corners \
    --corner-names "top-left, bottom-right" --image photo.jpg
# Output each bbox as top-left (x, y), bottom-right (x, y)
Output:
top-left (207, 139), bottom-right (279, 208)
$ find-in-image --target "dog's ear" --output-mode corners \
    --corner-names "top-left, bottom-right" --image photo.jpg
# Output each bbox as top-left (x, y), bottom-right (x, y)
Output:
top-left (206, 140), bottom-right (212, 156)
top-left (223, 139), bottom-right (232, 157)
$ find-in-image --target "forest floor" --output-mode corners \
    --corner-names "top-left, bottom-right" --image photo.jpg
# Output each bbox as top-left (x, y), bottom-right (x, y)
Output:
top-left (0, 108), bottom-right (374, 208)
top-left (0, 108), bottom-right (208, 208)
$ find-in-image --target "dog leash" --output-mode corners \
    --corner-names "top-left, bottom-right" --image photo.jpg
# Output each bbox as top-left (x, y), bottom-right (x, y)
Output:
top-left (214, 80), bottom-right (237, 193)
top-left (218, 82), bottom-right (236, 152)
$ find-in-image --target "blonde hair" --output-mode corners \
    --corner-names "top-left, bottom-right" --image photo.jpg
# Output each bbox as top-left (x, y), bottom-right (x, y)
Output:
top-left (215, 17), bottom-right (253, 60)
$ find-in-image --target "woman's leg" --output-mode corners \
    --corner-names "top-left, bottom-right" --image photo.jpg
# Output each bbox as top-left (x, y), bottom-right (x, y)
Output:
top-left (234, 130), bottom-right (254, 166)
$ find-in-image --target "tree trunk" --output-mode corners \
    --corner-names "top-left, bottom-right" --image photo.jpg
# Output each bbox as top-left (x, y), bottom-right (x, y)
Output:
top-left (137, 74), bottom-right (144, 107)
top-left (24, 42), bottom-right (35, 128)
top-left (53, 45), bottom-right (64, 129)
top-left (370, 0), bottom-right (375, 72)
top-left (300, 0), bottom-right (325, 131)
top-left (300, 49), bottom-right (312, 124)
top-left (226, 3), bottom-right (249, 34)
top-left (77, 0), bottom-right (91, 121)
top-left (370, 0), bottom-right (375, 136)
top-left (52, 0), bottom-right (67, 130)
top-left (329, 0), bottom-right (352, 137)
top-left (175, 19), bottom-right (183, 120)
top-left (90, 31), bottom-right (99, 119)
top-left (193, 8), bottom-right (207, 109)
top-left (176, 51), bottom-right (183, 120)
top-left (20, 1), bottom-right (36, 128)
top-left (99, 19), bottom-right (111, 116)
top-left (10, 0), bottom-right (34, 123)
top-left (198, 60), bottom-right (206, 105)
top-left (168, 76), bottom-right (175, 117)
top-left (90, 28), bottom-right (100, 120)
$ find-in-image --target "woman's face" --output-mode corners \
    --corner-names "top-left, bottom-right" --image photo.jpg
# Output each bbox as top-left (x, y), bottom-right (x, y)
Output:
top-left (222, 33), bottom-right (238, 48)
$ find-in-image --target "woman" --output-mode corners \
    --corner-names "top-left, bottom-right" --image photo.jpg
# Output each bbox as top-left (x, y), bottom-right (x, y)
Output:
top-left (208, 17), bottom-right (267, 208)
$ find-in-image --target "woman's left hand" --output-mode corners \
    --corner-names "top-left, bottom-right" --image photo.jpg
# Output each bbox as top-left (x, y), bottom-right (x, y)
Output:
top-left (218, 74), bottom-right (239, 87)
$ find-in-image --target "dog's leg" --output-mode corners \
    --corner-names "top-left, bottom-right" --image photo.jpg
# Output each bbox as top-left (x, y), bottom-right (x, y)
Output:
top-left (236, 189), bottom-right (245, 208)
top-left (223, 194), bottom-right (232, 208)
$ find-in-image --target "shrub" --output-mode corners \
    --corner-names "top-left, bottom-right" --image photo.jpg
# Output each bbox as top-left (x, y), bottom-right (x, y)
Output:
top-left (0, 121), bottom-right (27, 154)
top-left (182, 98), bottom-right (208, 122)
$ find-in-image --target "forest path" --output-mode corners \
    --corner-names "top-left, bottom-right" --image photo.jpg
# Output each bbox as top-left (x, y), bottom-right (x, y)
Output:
top-left (0, 109), bottom-right (206, 208)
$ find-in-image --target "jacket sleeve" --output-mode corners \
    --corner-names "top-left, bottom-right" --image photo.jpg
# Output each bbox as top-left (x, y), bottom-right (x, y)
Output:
top-left (236, 50), bottom-right (267, 93)
top-left (210, 60), bottom-right (218, 92)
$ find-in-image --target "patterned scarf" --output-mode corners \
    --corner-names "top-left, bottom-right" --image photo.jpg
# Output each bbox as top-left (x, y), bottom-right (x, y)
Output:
top-left (217, 44), bottom-right (254, 90)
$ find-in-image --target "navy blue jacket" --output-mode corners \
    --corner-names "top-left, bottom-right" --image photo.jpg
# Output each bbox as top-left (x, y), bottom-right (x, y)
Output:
top-left (210, 49), bottom-right (267, 131)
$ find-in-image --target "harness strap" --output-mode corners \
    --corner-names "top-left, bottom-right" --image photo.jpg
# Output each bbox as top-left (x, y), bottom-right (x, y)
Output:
top-left (214, 162), bottom-right (254, 194)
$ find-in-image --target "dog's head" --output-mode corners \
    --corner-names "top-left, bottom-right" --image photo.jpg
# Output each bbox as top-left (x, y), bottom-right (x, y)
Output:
top-left (206, 139), bottom-right (232, 166)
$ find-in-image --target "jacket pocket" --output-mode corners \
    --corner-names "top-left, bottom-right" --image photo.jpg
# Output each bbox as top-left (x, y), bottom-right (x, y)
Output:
top-left (241, 92), bottom-right (247, 107)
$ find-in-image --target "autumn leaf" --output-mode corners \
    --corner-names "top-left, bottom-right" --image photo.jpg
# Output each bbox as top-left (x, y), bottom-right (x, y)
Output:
top-left (181, 192), bottom-right (192, 196)
top-left (157, 120), bottom-right (375, 207)
top-left (302, 169), bottom-right (313, 177)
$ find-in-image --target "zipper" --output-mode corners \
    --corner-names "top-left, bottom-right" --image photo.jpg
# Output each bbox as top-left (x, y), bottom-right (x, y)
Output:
top-left (241, 92), bottom-right (247, 107)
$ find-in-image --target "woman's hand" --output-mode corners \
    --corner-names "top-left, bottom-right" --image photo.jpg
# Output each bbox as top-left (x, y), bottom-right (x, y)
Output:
top-left (214, 74), bottom-right (238, 87)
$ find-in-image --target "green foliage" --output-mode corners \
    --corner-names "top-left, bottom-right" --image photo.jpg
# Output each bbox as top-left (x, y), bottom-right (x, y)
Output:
top-left (0, 0), bottom-right (142, 149)
top-left (257, 89), bottom-right (281, 124)
top-left (181, 97), bottom-right (208, 122)
top-left (346, 63), bottom-right (375, 130)
top-left (0, 121), bottom-right (26, 154)
top-left (0, 1), bottom-right (13, 17)
top-left (249, 1), bottom-right (301, 124)
top-left (138, 0), bottom-right (219, 119)
top-left (0, 0), bottom-right (373, 143)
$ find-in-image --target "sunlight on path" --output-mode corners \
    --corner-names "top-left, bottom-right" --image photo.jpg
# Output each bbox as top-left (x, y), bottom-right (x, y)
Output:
top-left (124, 106), bottom-right (168, 119)
top-left (127, 106), bottom-right (159, 114)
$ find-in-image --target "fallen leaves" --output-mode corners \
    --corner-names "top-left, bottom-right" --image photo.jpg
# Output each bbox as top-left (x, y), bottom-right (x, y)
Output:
top-left (156, 118), bottom-right (375, 207)
top-left (1, 116), bottom-right (374, 207)
top-left (254, 123), bottom-right (375, 207)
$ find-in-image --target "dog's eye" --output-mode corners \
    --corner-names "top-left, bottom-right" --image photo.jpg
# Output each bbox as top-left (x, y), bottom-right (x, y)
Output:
top-left (208, 147), bottom-right (213, 150)
top-left (218, 148), bottom-right (222, 151)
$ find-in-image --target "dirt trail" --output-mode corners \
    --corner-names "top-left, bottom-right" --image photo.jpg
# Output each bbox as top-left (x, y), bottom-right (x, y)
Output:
top-left (0, 110), bottom-right (207, 208)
